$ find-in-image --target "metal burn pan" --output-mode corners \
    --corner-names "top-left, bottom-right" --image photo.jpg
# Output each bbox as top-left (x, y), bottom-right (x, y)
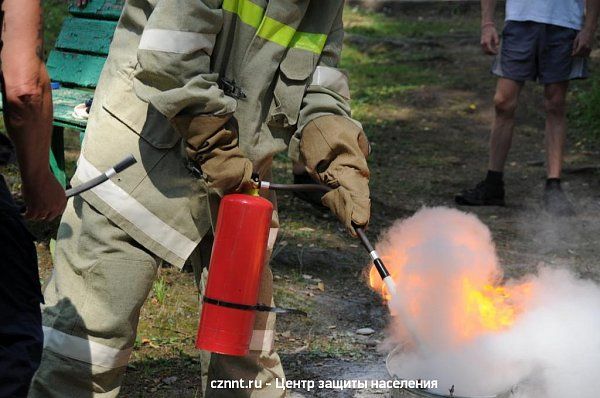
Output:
top-left (386, 346), bottom-right (515, 398)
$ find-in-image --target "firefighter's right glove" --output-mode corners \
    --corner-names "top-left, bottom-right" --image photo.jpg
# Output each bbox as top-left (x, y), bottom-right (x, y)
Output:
top-left (174, 114), bottom-right (254, 193)
top-left (299, 115), bottom-right (371, 236)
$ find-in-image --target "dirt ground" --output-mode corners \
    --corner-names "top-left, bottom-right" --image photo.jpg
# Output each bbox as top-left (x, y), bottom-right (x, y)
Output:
top-left (3, 4), bottom-right (600, 398)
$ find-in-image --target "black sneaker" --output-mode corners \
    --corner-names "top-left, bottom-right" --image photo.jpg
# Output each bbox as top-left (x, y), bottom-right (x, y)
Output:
top-left (543, 182), bottom-right (575, 216)
top-left (292, 172), bottom-right (327, 209)
top-left (455, 180), bottom-right (505, 206)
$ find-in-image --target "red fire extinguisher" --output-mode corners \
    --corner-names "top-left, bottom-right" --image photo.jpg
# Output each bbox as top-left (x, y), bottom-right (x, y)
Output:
top-left (196, 192), bottom-right (273, 356)
top-left (195, 182), bottom-right (395, 357)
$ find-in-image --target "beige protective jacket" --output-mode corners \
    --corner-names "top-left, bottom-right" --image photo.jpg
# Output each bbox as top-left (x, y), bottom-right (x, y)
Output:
top-left (73, 0), bottom-right (359, 267)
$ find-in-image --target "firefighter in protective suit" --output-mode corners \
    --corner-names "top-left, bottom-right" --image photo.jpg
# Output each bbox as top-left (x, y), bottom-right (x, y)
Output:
top-left (29, 1), bottom-right (370, 397)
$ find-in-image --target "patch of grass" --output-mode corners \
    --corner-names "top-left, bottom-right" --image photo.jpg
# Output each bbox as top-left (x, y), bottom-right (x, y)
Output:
top-left (571, 76), bottom-right (600, 142)
top-left (341, 46), bottom-right (433, 108)
top-left (306, 336), bottom-right (364, 359)
top-left (153, 276), bottom-right (168, 305)
top-left (273, 285), bottom-right (314, 315)
top-left (340, 11), bottom-right (453, 123)
top-left (344, 7), bottom-right (478, 38)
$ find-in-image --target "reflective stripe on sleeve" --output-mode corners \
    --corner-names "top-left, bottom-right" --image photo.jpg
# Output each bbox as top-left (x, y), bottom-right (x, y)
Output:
top-left (223, 0), bottom-right (264, 28)
top-left (75, 155), bottom-right (198, 262)
top-left (249, 329), bottom-right (274, 353)
top-left (139, 29), bottom-right (217, 55)
top-left (43, 326), bottom-right (132, 369)
top-left (223, 0), bottom-right (327, 54)
top-left (310, 66), bottom-right (351, 99)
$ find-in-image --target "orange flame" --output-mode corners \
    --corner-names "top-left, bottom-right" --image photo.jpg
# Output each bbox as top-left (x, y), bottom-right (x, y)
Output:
top-left (366, 208), bottom-right (537, 344)
top-left (459, 278), bottom-right (533, 339)
top-left (368, 264), bottom-right (533, 340)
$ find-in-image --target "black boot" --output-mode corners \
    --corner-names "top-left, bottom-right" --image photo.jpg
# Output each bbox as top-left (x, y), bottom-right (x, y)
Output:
top-left (455, 171), bottom-right (505, 206)
top-left (543, 179), bottom-right (575, 216)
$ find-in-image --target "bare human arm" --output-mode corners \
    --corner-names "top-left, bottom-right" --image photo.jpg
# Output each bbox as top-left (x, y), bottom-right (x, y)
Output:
top-left (1, 0), bottom-right (66, 221)
top-left (480, 0), bottom-right (499, 55)
top-left (573, 0), bottom-right (600, 57)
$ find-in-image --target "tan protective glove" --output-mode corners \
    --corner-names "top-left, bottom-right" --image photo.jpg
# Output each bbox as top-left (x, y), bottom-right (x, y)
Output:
top-left (299, 115), bottom-right (371, 235)
top-left (174, 114), bottom-right (254, 193)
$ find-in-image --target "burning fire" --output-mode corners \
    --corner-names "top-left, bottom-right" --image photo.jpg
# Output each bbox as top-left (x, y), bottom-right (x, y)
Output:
top-left (375, 208), bottom-right (600, 398)
top-left (367, 207), bottom-right (534, 344)
top-left (369, 265), bottom-right (532, 340)
top-left (460, 278), bottom-right (532, 339)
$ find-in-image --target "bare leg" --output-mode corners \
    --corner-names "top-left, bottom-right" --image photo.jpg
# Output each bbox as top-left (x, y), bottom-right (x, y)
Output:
top-left (544, 82), bottom-right (569, 179)
top-left (488, 78), bottom-right (523, 171)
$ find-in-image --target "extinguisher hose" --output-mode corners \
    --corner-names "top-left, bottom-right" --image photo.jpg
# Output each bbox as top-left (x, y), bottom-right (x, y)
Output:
top-left (65, 154), bottom-right (137, 198)
top-left (203, 296), bottom-right (307, 316)
top-left (19, 154), bottom-right (137, 214)
top-left (258, 181), bottom-right (394, 288)
top-left (263, 182), bottom-right (330, 193)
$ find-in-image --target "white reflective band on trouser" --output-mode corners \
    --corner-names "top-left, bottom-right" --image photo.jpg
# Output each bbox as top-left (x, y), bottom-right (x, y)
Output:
top-left (249, 330), bottom-right (274, 353)
top-left (43, 326), bottom-right (132, 369)
top-left (75, 155), bottom-right (198, 262)
top-left (310, 66), bottom-right (351, 100)
top-left (139, 29), bottom-right (216, 55)
top-left (267, 228), bottom-right (279, 251)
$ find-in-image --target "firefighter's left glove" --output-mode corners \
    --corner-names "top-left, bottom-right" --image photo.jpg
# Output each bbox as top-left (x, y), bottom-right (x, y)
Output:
top-left (174, 114), bottom-right (254, 193)
top-left (299, 115), bottom-right (371, 236)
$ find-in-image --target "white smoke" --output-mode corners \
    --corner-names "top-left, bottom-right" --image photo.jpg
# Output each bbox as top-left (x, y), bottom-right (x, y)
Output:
top-left (381, 207), bottom-right (600, 398)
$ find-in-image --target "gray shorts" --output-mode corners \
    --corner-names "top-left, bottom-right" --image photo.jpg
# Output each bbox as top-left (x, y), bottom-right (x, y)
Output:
top-left (492, 20), bottom-right (588, 84)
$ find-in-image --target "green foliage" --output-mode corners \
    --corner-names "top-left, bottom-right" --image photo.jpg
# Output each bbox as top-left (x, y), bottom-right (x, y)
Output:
top-left (152, 276), bottom-right (168, 305)
top-left (344, 7), bottom-right (478, 38)
top-left (571, 76), bottom-right (600, 141)
top-left (43, 1), bottom-right (70, 58)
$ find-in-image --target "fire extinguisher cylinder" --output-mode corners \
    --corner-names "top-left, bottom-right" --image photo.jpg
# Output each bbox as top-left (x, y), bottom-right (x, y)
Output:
top-left (196, 193), bottom-right (273, 356)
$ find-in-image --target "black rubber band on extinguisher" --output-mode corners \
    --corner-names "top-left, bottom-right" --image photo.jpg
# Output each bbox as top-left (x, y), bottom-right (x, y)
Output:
top-left (203, 296), bottom-right (307, 316)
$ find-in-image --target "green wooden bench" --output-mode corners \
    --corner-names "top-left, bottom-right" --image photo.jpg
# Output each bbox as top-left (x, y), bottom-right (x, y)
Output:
top-left (0, 0), bottom-right (124, 186)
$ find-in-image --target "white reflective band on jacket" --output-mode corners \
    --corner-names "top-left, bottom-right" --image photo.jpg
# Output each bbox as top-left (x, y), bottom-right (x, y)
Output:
top-left (138, 29), bottom-right (217, 55)
top-left (249, 329), bottom-right (274, 353)
top-left (43, 326), bottom-right (132, 369)
top-left (74, 155), bottom-right (199, 262)
top-left (310, 66), bottom-right (351, 99)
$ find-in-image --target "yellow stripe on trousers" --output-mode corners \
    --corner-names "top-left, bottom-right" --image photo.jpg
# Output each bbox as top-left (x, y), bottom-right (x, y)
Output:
top-left (222, 0), bottom-right (328, 54)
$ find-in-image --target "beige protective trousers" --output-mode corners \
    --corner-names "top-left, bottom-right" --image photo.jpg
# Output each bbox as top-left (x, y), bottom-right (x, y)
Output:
top-left (28, 196), bottom-right (284, 398)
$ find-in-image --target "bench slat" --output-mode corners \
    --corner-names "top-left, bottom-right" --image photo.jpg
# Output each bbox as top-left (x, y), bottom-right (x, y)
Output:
top-left (47, 51), bottom-right (106, 88)
top-left (52, 87), bottom-right (94, 130)
top-left (56, 18), bottom-right (117, 56)
top-left (69, 0), bottom-right (125, 21)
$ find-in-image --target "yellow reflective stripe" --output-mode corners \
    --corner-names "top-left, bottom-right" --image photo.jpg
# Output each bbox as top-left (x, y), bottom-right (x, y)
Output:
top-left (259, 17), bottom-right (296, 48)
top-left (223, 0), bottom-right (328, 54)
top-left (290, 32), bottom-right (328, 54)
top-left (223, 0), bottom-right (264, 28)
